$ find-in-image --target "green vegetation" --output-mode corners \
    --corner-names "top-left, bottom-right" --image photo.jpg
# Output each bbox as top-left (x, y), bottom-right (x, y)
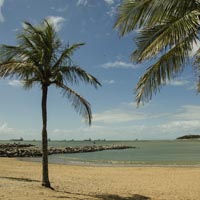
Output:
top-left (115, 0), bottom-right (200, 105)
top-left (0, 20), bottom-right (101, 188)
top-left (177, 135), bottom-right (200, 139)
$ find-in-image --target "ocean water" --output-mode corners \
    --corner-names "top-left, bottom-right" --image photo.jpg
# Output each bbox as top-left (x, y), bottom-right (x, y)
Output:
top-left (1, 140), bottom-right (200, 166)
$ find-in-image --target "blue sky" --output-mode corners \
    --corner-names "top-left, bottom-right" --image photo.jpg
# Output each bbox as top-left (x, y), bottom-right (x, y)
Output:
top-left (0, 0), bottom-right (200, 140)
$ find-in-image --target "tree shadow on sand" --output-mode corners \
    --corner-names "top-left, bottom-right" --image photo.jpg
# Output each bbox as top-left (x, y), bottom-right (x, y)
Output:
top-left (0, 176), bottom-right (40, 183)
top-left (53, 189), bottom-right (151, 200)
top-left (53, 190), bottom-right (94, 199)
top-left (94, 194), bottom-right (151, 200)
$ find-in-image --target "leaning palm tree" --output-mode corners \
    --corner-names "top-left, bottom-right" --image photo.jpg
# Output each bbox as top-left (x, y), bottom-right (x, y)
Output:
top-left (0, 20), bottom-right (101, 188)
top-left (114, 0), bottom-right (200, 104)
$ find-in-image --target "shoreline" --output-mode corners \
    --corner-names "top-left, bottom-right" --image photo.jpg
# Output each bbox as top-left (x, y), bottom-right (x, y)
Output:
top-left (0, 157), bottom-right (200, 200)
top-left (18, 157), bottom-right (200, 168)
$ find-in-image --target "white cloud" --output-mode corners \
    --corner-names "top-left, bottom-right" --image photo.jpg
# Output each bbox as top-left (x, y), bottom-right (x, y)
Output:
top-left (102, 61), bottom-right (137, 69)
top-left (0, 0), bottom-right (5, 22)
top-left (0, 122), bottom-right (13, 133)
top-left (103, 80), bottom-right (115, 84)
top-left (0, 122), bottom-right (20, 135)
top-left (77, 0), bottom-right (88, 6)
top-left (93, 107), bottom-right (147, 124)
top-left (187, 84), bottom-right (197, 91)
top-left (173, 105), bottom-right (200, 120)
top-left (52, 5), bottom-right (68, 12)
top-left (106, 2), bottom-right (120, 17)
top-left (0, 122), bottom-right (37, 140)
top-left (159, 120), bottom-right (200, 130)
top-left (107, 5), bottom-right (118, 17)
top-left (104, 0), bottom-right (114, 5)
top-left (12, 28), bottom-right (19, 32)
top-left (46, 16), bottom-right (65, 32)
top-left (91, 103), bottom-right (200, 138)
top-left (44, 104), bottom-right (200, 140)
top-left (8, 80), bottom-right (23, 87)
top-left (167, 80), bottom-right (190, 86)
top-left (0, 0), bottom-right (4, 6)
top-left (52, 128), bottom-right (75, 134)
top-left (152, 105), bottom-right (200, 135)
top-left (93, 112), bottom-right (144, 124)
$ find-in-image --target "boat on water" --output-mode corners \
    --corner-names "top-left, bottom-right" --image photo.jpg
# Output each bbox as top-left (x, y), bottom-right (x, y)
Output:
top-left (10, 137), bottom-right (23, 142)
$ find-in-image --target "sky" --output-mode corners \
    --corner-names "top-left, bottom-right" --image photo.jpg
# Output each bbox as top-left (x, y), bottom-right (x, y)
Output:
top-left (0, 0), bottom-right (200, 140)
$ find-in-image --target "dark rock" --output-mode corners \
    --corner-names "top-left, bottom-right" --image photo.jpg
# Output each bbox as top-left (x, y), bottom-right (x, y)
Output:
top-left (0, 143), bottom-right (135, 157)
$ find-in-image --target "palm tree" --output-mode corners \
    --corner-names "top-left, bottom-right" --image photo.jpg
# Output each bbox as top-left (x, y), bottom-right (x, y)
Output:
top-left (0, 20), bottom-right (101, 188)
top-left (114, 0), bottom-right (200, 105)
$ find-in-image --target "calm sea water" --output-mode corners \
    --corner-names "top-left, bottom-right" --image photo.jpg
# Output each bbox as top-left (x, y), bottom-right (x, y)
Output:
top-left (1, 140), bottom-right (200, 166)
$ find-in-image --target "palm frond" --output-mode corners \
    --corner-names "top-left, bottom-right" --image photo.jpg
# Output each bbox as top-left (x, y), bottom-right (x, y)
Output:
top-left (114, 0), bottom-right (200, 105)
top-left (0, 61), bottom-right (39, 79)
top-left (53, 81), bottom-right (92, 125)
top-left (0, 19), bottom-right (100, 126)
top-left (22, 78), bottom-right (40, 90)
top-left (53, 43), bottom-right (85, 70)
top-left (114, 0), bottom-right (155, 35)
top-left (192, 46), bottom-right (200, 93)
top-left (132, 10), bottom-right (199, 62)
top-left (115, 0), bottom-right (197, 36)
top-left (19, 21), bottom-right (61, 68)
top-left (136, 35), bottom-right (193, 105)
top-left (54, 66), bottom-right (101, 88)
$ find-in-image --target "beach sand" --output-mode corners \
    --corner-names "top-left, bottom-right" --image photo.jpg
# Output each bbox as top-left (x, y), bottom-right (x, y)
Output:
top-left (0, 158), bottom-right (199, 200)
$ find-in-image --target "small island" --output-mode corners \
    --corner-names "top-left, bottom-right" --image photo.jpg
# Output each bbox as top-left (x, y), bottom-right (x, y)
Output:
top-left (176, 135), bottom-right (200, 140)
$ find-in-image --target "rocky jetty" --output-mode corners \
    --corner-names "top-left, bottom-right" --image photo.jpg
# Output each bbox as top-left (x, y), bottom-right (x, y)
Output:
top-left (0, 143), bottom-right (34, 148)
top-left (0, 143), bottom-right (135, 157)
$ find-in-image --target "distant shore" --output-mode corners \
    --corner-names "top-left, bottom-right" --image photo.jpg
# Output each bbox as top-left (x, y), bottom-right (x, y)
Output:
top-left (0, 158), bottom-right (200, 200)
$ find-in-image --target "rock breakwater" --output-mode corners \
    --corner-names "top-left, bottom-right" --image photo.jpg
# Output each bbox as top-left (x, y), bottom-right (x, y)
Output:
top-left (0, 143), bottom-right (135, 157)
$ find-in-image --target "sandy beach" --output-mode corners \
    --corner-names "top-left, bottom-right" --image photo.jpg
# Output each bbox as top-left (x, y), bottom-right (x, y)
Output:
top-left (0, 158), bottom-right (199, 200)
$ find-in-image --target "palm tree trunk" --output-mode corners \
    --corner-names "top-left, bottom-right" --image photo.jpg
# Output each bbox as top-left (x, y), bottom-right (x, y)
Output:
top-left (41, 84), bottom-right (51, 188)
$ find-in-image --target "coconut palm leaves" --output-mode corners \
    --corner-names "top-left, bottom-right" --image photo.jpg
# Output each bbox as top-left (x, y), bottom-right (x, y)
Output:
top-left (0, 20), bottom-right (101, 187)
top-left (0, 20), bottom-right (100, 123)
top-left (115, 0), bottom-right (200, 105)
